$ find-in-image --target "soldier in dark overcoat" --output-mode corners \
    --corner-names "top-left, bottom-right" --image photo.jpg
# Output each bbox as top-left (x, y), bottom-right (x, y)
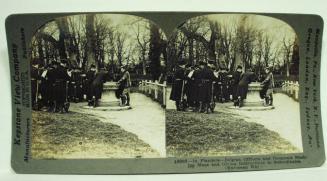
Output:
top-left (90, 68), bottom-right (107, 107)
top-left (68, 68), bottom-right (83, 102)
top-left (116, 65), bottom-right (131, 106)
top-left (31, 61), bottom-right (39, 109)
top-left (197, 61), bottom-right (215, 113)
top-left (53, 60), bottom-right (71, 112)
top-left (232, 65), bottom-right (243, 101)
top-left (260, 66), bottom-right (275, 106)
top-left (45, 62), bottom-right (58, 112)
top-left (184, 64), bottom-right (203, 111)
top-left (217, 68), bottom-right (230, 103)
top-left (86, 65), bottom-right (96, 106)
top-left (169, 61), bottom-right (186, 111)
top-left (235, 69), bottom-right (255, 107)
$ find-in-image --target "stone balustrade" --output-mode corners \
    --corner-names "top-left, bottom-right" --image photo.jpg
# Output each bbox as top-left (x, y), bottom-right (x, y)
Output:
top-left (139, 80), bottom-right (167, 108)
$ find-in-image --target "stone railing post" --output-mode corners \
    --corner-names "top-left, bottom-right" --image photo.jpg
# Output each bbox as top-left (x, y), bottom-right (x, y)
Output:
top-left (163, 81), bottom-right (167, 107)
top-left (154, 80), bottom-right (158, 100)
top-left (295, 81), bottom-right (299, 100)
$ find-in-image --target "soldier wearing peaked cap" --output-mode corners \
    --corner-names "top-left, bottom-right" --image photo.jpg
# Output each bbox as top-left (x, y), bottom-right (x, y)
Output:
top-left (116, 65), bottom-right (131, 106)
top-left (217, 67), bottom-right (230, 103)
top-left (235, 68), bottom-right (255, 107)
top-left (196, 60), bottom-right (216, 113)
top-left (170, 60), bottom-right (187, 111)
top-left (260, 66), bottom-right (274, 106)
top-left (31, 60), bottom-right (40, 110)
top-left (86, 64), bottom-right (97, 106)
top-left (232, 65), bottom-right (243, 101)
top-left (53, 60), bottom-right (71, 113)
top-left (89, 67), bottom-right (107, 107)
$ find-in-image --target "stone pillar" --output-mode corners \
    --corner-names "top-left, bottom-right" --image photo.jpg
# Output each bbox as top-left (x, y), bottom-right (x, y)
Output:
top-left (100, 82), bottom-right (120, 106)
top-left (163, 81), bottom-right (167, 108)
top-left (243, 82), bottom-right (264, 107)
top-left (154, 80), bottom-right (159, 100)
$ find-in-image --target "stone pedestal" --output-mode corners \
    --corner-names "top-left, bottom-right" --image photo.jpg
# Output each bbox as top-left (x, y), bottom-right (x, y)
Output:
top-left (229, 82), bottom-right (274, 111)
top-left (82, 82), bottom-right (131, 111)
top-left (100, 82), bottom-right (120, 107)
top-left (243, 82), bottom-right (264, 107)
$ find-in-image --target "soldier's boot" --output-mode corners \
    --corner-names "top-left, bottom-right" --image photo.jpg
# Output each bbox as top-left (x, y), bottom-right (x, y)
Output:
top-left (92, 96), bottom-right (96, 108)
top-left (233, 99), bottom-right (239, 107)
top-left (53, 102), bottom-right (58, 112)
top-left (87, 100), bottom-right (92, 106)
top-left (94, 99), bottom-right (99, 107)
top-left (120, 95), bottom-right (126, 106)
top-left (59, 106), bottom-right (65, 114)
top-left (192, 103), bottom-right (198, 112)
top-left (199, 102), bottom-right (205, 113)
top-left (269, 94), bottom-right (273, 106)
top-left (237, 97), bottom-right (242, 108)
top-left (175, 101), bottom-right (181, 111)
top-left (47, 102), bottom-right (54, 112)
top-left (126, 93), bottom-right (130, 106)
top-left (264, 96), bottom-right (269, 106)
top-left (205, 103), bottom-right (210, 114)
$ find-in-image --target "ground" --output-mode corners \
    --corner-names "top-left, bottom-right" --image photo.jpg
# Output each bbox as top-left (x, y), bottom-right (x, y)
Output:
top-left (32, 92), bottom-right (165, 159)
top-left (71, 92), bottom-right (166, 157)
top-left (166, 87), bottom-right (303, 157)
top-left (32, 107), bottom-right (160, 159)
top-left (32, 88), bottom-right (302, 159)
top-left (166, 109), bottom-right (299, 157)
top-left (233, 93), bottom-right (302, 150)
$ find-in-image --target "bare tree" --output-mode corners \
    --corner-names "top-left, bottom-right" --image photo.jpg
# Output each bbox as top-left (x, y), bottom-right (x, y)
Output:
top-left (179, 17), bottom-right (218, 63)
top-left (263, 35), bottom-right (273, 67)
top-left (234, 15), bottom-right (257, 71)
top-left (85, 14), bottom-right (96, 70)
top-left (115, 31), bottom-right (126, 66)
top-left (131, 18), bottom-right (150, 75)
top-left (282, 37), bottom-right (293, 77)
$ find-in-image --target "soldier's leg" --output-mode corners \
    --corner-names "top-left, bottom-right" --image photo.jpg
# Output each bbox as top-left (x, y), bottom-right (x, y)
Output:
top-left (31, 80), bottom-right (37, 109)
top-left (126, 93), bottom-right (130, 106)
top-left (238, 96), bottom-right (243, 108)
top-left (269, 93), bottom-right (273, 106)
top-left (48, 84), bottom-right (55, 112)
top-left (175, 100), bottom-right (181, 111)
top-left (58, 82), bottom-right (66, 113)
top-left (120, 93), bottom-right (127, 106)
top-left (199, 101), bottom-right (204, 113)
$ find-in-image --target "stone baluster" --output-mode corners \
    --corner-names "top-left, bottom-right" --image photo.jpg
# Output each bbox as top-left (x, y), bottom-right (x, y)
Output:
top-left (295, 81), bottom-right (299, 100)
top-left (163, 81), bottom-right (166, 107)
top-left (154, 80), bottom-right (158, 100)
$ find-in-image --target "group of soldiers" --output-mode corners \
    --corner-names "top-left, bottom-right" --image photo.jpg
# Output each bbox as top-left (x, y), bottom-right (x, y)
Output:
top-left (169, 60), bottom-right (274, 113)
top-left (31, 60), bottom-right (71, 113)
top-left (31, 59), bottom-right (131, 113)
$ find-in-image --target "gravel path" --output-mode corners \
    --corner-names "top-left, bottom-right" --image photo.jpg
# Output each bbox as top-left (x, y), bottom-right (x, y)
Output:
top-left (71, 92), bottom-right (166, 157)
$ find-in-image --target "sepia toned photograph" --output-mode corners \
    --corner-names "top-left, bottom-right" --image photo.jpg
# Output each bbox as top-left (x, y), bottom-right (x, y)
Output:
top-left (30, 14), bottom-right (168, 159)
top-left (166, 14), bottom-right (302, 157)
top-left (5, 10), bottom-right (325, 174)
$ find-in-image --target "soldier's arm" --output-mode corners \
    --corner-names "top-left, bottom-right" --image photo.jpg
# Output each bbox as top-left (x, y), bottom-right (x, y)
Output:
top-left (118, 72), bottom-right (127, 83)
top-left (261, 73), bottom-right (272, 85)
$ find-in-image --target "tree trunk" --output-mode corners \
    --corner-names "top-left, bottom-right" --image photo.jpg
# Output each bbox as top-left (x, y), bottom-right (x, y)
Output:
top-left (188, 38), bottom-right (194, 65)
top-left (148, 24), bottom-right (161, 81)
top-left (142, 50), bottom-right (147, 75)
top-left (85, 14), bottom-right (96, 70)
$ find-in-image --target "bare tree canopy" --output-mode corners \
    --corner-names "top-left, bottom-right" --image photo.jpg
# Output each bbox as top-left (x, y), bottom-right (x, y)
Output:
top-left (168, 14), bottom-right (298, 77)
top-left (30, 14), bottom-right (167, 79)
